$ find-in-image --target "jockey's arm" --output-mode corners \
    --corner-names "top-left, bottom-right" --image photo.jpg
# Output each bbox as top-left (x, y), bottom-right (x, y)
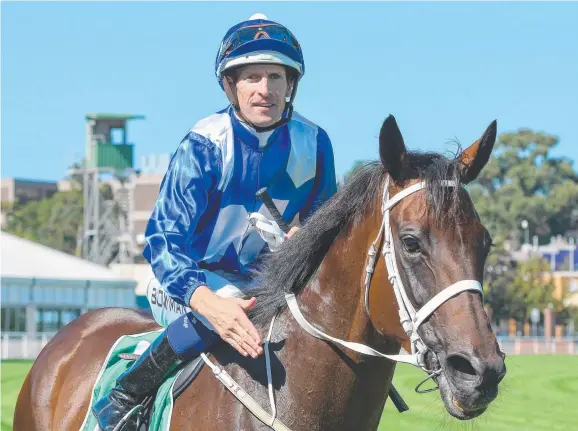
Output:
top-left (187, 220), bottom-right (300, 358)
top-left (189, 286), bottom-right (263, 358)
top-left (143, 133), bottom-right (264, 358)
top-left (143, 133), bottom-right (220, 309)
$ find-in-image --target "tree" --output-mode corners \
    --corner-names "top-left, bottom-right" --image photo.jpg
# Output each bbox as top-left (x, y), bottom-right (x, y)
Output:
top-left (468, 129), bottom-right (578, 244)
top-left (509, 257), bottom-right (557, 322)
top-left (483, 246), bottom-right (519, 325)
top-left (5, 190), bottom-right (84, 256)
top-left (3, 157), bottom-right (129, 260)
top-left (484, 251), bottom-right (572, 326)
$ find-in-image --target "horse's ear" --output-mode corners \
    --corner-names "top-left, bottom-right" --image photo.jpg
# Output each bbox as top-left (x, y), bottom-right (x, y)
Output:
top-left (459, 120), bottom-right (497, 184)
top-left (379, 115), bottom-right (406, 182)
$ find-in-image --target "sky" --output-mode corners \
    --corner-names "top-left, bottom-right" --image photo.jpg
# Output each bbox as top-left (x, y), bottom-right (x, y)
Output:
top-left (2, 1), bottom-right (577, 181)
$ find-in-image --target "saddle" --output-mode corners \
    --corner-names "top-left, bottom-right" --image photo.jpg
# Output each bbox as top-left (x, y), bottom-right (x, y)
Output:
top-left (173, 355), bottom-right (207, 399)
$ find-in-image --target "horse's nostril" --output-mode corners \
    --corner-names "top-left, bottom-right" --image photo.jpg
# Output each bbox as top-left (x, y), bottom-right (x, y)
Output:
top-left (446, 354), bottom-right (478, 380)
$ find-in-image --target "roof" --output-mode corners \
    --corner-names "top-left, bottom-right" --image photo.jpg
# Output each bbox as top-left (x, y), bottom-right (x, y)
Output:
top-left (85, 113), bottom-right (145, 121)
top-left (1, 177), bottom-right (58, 185)
top-left (0, 231), bottom-right (135, 284)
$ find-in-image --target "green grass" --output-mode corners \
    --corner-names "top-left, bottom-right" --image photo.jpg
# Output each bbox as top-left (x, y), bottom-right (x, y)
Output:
top-left (2, 356), bottom-right (577, 430)
top-left (379, 355), bottom-right (578, 430)
top-left (1, 360), bottom-right (32, 431)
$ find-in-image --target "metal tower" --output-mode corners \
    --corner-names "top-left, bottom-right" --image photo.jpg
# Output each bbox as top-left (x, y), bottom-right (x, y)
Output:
top-left (80, 113), bottom-right (144, 265)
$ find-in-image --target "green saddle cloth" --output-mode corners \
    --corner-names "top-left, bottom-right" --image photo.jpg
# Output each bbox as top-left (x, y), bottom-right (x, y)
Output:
top-left (79, 329), bottom-right (183, 431)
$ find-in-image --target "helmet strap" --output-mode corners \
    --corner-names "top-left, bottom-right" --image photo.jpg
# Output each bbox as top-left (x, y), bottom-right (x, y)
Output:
top-left (223, 75), bottom-right (241, 112)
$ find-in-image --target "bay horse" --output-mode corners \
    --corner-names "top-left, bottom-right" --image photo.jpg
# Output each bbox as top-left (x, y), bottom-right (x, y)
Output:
top-left (15, 115), bottom-right (506, 430)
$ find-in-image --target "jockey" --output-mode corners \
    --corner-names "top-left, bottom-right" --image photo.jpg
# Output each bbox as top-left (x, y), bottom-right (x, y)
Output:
top-left (93, 13), bottom-right (337, 431)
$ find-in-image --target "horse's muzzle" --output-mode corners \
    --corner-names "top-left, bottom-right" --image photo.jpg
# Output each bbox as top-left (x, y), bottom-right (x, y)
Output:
top-left (437, 351), bottom-right (506, 419)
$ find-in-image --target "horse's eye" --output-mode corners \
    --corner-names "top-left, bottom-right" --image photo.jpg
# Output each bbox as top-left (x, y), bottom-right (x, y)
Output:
top-left (402, 236), bottom-right (421, 254)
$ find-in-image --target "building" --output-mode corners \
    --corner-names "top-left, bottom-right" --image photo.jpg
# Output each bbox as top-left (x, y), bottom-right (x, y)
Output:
top-left (543, 271), bottom-right (578, 307)
top-left (512, 236), bottom-right (578, 309)
top-left (109, 262), bottom-right (156, 309)
top-left (1, 231), bottom-right (137, 359)
top-left (130, 153), bottom-right (171, 247)
top-left (131, 173), bottom-right (164, 248)
top-left (1, 178), bottom-right (59, 227)
top-left (0, 177), bottom-right (59, 205)
top-left (539, 243), bottom-right (577, 272)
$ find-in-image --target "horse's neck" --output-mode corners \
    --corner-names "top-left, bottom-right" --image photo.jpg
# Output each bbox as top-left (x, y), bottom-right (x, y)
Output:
top-left (296, 199), bottom-right (387, 345)
top-left (273, 203), bottom-right (399, 430)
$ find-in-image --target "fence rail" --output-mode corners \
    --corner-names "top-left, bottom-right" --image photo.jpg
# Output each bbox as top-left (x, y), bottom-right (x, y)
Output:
top-left (1, 333), bottom-right (55, 360)
top-left (497, 336), bottom-right (578, 355)
top-left (2, 332), bottom-right (578, 360)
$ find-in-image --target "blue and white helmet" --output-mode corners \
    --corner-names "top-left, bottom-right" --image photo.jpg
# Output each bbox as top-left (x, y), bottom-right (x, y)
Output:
top-left (215, 13), bottom-right (305, 88)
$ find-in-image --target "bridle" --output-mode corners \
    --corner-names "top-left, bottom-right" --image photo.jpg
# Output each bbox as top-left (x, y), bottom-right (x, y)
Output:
top-left (201, 176), bottom-right (485, 430)
top-left (286, 176), bottom-right (483, 390)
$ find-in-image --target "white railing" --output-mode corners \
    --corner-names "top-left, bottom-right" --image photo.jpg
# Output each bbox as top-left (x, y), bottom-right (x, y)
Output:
top-left (1, 332), bottom-right (55, 360)
top-left (497, 336), bottom-right (578, 355)
top-left (2, 332), bottom-right (578, 360)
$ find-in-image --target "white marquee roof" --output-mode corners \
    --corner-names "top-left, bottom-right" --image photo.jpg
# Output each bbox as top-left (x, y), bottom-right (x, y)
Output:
top-left (1, 231), bottom-right (134, 284)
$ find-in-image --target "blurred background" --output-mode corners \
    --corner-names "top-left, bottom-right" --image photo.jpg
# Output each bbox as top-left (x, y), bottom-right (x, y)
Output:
top-left (1, 1), bottom-right (577, 430)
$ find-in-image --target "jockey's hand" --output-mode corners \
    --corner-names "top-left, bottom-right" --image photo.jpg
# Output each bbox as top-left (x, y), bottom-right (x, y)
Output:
top-left (286, 226), bottom-right (300, 239)
top-left (190, 286), bottom-right (263, 359)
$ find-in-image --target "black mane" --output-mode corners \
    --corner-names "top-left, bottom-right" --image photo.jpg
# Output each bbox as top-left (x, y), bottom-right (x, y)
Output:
top-left (247, 150), bottom-right (466, 328)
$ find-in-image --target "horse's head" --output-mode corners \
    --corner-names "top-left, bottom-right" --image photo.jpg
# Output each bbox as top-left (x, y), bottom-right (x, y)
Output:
top-left (376, 115), bottom-right (506, 419)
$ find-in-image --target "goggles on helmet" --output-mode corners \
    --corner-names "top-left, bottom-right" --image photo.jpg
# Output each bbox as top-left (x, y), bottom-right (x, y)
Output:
top-left (219, 23), bottom-right (300, 60)
top-left (216, 21), bottom-right (304, 79)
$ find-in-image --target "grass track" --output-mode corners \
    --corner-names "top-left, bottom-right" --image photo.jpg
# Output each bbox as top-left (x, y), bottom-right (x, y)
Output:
top-left (379, 355), bottom-right (578, 430)
top-left (2, 356), bottom-right (577, 430)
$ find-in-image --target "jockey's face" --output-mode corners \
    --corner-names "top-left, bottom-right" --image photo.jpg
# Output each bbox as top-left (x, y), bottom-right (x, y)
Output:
top-left (234, 64), bottom-right (292, 128)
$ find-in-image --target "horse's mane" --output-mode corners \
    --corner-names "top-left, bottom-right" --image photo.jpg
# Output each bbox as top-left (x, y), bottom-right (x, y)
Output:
top-left (247, 149), bottom-right (465, 327)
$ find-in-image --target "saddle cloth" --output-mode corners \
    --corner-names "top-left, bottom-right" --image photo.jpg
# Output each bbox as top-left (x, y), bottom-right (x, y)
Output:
top-left (80, 269), bottom-right (254, 431)
top-left (79, 329), bottom-right (206, 431)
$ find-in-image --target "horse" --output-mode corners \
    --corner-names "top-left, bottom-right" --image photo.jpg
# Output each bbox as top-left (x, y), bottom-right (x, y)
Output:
top-left (15, 115), bottom-right (506, 431)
